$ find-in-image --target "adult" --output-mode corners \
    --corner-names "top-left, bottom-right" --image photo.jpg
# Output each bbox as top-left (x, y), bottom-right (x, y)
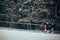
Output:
top-left (44, 22), bottom-right (48, 32)
top-left (50, 23), bottom-right (55, 34)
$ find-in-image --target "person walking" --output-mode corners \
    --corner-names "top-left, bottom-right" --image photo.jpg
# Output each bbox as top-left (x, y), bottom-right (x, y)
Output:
top-left (44, 22), bottom-right (48, 32)
top-left (50, 23), bottom-right (55, 34)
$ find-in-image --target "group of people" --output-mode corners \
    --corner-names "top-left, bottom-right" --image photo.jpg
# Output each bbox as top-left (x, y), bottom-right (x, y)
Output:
top-left (43, 22), bottom-right (55, 34)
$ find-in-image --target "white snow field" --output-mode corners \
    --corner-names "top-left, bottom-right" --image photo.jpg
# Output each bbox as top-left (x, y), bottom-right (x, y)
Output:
top-left (0, 27), bottom-right (60, 40)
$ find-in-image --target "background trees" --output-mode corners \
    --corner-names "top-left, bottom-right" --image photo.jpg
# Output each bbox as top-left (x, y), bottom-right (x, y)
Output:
top-left (0, 0), bottom-right (60, 29)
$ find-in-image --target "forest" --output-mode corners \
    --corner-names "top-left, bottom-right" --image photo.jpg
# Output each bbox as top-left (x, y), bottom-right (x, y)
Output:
top-left (0, 0), bottom-right (60, 30)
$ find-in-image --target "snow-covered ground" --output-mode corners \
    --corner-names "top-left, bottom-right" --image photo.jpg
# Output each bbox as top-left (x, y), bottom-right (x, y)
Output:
top-left (0, 27), bottom-right (60, 40)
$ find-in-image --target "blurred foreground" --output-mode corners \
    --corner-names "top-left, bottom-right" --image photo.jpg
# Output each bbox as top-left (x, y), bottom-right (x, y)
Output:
top-left (0, 27), bottom-right (60, 40)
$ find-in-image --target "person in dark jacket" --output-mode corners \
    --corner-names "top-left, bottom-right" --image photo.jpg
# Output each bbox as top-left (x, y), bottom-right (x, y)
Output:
top-left (50, 23), bottom-right (55, 34)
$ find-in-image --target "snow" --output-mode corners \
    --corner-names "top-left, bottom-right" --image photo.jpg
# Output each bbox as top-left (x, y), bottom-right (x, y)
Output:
top-left (0, 27), bottom-right (60, 40)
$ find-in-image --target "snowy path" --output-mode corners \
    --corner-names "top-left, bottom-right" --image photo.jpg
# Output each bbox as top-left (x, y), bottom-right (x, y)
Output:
top-left (0, 28), bottom-right (60, 40)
